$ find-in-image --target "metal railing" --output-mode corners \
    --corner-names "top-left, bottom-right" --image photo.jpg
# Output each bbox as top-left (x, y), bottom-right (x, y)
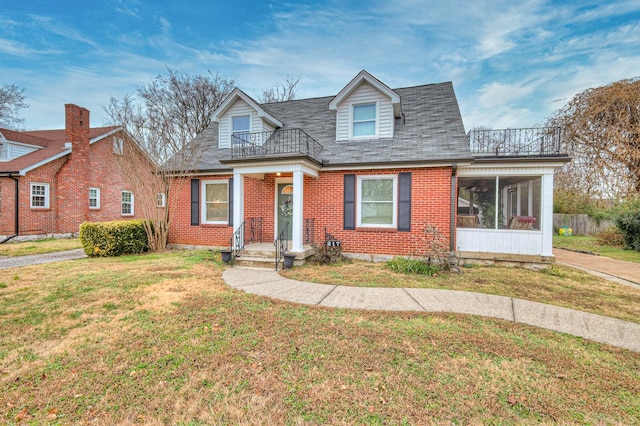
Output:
top-left (229, 221), bottom-right (245, 262)
top-left (231, 128), bottom-right (323, 161)
top-left (304, 218), bottom-right (315, 245)
top-left (274, 222), bottom-right (289, 271)
top-left (468, 127), bottom-right (564, 157)
top-left (248, 217), bottom-right (263, 243)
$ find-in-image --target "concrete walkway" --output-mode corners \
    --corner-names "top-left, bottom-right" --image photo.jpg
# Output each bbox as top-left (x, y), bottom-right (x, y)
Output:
top-left (553, 248), bottom-right (640, 288)
top-left (0, 249), bottom-right (87, 269)
top-left (223, 267), bottom-right (640, 353)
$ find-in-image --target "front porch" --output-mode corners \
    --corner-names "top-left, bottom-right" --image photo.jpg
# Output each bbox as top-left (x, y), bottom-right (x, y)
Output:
top-left (230, 242), bottom-right (316, 269)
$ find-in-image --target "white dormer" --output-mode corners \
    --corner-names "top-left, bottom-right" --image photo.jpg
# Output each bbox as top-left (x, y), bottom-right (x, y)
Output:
top-left (329, 70), bottom-right (402, 142)
top-left (212, 88), bottom-right (283, 148)
top-left (0, 131), bottom-right (41, 162)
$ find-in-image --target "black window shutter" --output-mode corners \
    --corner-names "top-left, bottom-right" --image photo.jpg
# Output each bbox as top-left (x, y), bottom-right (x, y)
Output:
top-left (190, 179), bottom-right (200, 226)
top-left (398, 172), bottom-right (412, 232)
top-left (228, 177), bottom-right (234, 227)
top-left (344, 174), bottom-right (356, 230)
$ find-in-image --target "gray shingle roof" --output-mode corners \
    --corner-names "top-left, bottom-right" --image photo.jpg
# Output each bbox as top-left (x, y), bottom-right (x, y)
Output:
top-left (183, 81), bottom-right (472, 173)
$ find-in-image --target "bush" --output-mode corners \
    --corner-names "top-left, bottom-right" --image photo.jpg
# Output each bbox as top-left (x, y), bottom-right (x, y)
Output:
top-left (79, 220), bottom-right (149, 257)
top-left (311, 243), bottom-right (345, 264)
top-left (614, 198), bottom-right (640, 251)
top-left (594, 227), bottom-right (624, 247)
top-left (386, 257), bottom-right (439, 276)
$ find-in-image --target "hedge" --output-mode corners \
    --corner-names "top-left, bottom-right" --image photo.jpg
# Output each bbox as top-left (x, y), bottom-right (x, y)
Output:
top-left (79, 220), bottom-right (149, 257)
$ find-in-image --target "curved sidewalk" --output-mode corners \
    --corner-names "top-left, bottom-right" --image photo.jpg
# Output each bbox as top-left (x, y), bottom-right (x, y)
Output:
top-left (223, 267), bottom-right (640, 353)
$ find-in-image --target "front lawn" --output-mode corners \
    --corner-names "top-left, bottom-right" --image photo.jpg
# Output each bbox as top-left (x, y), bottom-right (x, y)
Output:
top-left (0, 238), bottom-right (82, 257)
top-left (553, 235), bottom-right (640, 263)
top-left (1, 251), bottom-right (639, 424)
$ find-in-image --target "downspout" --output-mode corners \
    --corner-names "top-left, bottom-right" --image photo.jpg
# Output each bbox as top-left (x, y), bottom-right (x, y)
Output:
top-left (0, 175), bottom-right (19, 244)
top-left (450, 163), bottom-right (457, 252)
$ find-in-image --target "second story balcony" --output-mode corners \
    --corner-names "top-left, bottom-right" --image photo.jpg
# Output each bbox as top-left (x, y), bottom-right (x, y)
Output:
top-left (468, 127), bottom-right (565, 158)
top-left (230, 128), bottom-right (323, 163)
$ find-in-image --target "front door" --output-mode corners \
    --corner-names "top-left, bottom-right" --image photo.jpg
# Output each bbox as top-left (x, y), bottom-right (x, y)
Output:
top-left (277, 183), bottom-right (293, 240)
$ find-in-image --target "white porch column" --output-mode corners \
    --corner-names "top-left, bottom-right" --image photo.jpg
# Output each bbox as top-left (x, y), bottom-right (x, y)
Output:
top-left (541, 172), bottom-right (554, 257)
top-left (233, 172), bottom-right (244, 234)
top-left (292, 170), bottom-right (304, 252)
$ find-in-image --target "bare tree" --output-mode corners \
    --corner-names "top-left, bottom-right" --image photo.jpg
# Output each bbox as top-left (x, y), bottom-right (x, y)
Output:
top-left (259, 76), bottom-right (300, 103)
top-left (549, 77), bottom-right (640, 200)
top-left (0, 84), bottom-right (29, 128)
top-left (105, 68), bottom-right (235, 251)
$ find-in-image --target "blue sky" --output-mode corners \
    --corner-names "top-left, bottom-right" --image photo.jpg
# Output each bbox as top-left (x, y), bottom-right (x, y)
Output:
top-left (1, 0), bottom-right (639, 131)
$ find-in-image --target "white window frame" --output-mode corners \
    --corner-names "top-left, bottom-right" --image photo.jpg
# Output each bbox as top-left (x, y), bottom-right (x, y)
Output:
top-left (157, 192), bottom-right (166, 208)
top-left (350, 102), bottom-right (378, 139)
top-left (357, 175), bottom-right (397, 228)
top-left (30, 182), bottom-right (50, 209)
top-left (201, 180), bottom-right (229, 224)
top-left (89, 187), bottom-right (101, 209)
top-left (231, 114), bottom-right (251, 145)
top-left (113, 137), bottom-right (124, 155)
top-left (121, 190), bottom-right (134, 216)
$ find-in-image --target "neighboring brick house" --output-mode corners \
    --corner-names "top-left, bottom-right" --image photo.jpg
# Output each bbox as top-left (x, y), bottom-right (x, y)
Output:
top-left (167, 70), bottom-right (569, 264)
top-left (0, 104), bottom-right (143, 241)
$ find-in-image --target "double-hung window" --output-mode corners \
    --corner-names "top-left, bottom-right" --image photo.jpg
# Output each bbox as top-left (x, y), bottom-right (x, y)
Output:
top-left (202, 181), bottom-right (229, 224)
top-left (352, 103), bottom-right (377, 138)
top-left (89, 187), bottom-right (100, 209)
top-left (121, 190), bottom-right (134, 216)
top-left (357, 175), bottom-right (396, 227)
top-left (157, 193), bottom-right (166, 208)
top-left (30, 183), bottom-right (50, 209)
top-left (232, 115), bottom-right (251, 144)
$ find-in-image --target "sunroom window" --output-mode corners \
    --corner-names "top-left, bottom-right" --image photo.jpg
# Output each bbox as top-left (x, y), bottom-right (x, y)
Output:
top-left (457, 176), bottom-right (541, 230)
top-left (352, 103), bottom-right (376, 138)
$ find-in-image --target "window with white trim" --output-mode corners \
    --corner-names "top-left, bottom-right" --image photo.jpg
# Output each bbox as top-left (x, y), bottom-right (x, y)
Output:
top-left (201, 180), bottom-right (229, 224)
top-left (357, 175), bottom-right (397, 227)
top-left (121, 190), bottom-right (134, 216)
top-left (157, 192), bottom-right (166, 208)
top-left (89, 187), bottom-right (100, 209)
top-left (352, 103), bottom-right (377, 138)
top-left (113, 137), bottom-right (124, 155)
top-left (30, 183), bottom-right (50, 209)
top-left (232, 115), bottom-right (251, 144)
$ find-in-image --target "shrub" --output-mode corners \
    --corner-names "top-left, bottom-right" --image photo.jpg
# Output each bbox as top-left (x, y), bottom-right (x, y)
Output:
top-left (414, 224), bottom-right (458, 272)
top-left (613, 198), bottom-right (640, 251)
top-left (79, 220), bottom-right (149, 257)
top-left (594, 227), bottom-right (624, 247)
top-left (387, 257), bottom-right (439, 276)
top-left (311, 243), bottom-right (345, 265)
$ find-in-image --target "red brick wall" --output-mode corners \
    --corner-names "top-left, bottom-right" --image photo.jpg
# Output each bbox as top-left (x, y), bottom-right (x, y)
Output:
top-left (87, 132), bottom-right (145, 224)
top-left (168, 167), bottom-right (455, 256)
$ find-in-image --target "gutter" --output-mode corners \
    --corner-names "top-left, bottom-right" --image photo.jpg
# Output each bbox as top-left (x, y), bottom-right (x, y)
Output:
top-left (450, 163), bottom-right (457, 252)
top-left (0, 174), bottom-right (19, 244)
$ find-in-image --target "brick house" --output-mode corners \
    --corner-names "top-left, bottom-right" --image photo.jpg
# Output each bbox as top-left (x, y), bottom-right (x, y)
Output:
top-left (0, 104), bottom-right (144, 241)
top-left (167, 70), bottom-right (569, 265)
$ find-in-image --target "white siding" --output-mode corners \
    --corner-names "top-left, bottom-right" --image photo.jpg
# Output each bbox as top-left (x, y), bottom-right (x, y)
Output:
top-left (7, 143), bottom-right (38, 160)
top-left (336, 82), bottom-right (394, 141)
top-left (218, 100), bottom-right (254, 148)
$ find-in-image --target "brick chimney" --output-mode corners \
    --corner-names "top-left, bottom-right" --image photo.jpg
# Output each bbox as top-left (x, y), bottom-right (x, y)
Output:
top-left (58, 104), bottom-right (91, 232)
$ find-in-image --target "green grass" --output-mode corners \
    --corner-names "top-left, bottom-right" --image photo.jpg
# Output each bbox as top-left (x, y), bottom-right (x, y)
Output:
top-left (0, 250), bottom-right (639, 424)
top-left (553, 235), bottom-right (640, 263)
top-left (0, 238), bottom-right (82, 257)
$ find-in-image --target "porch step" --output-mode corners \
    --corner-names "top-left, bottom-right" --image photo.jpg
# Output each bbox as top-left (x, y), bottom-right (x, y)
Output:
top-left (232, 244), bottom-right (316, 269)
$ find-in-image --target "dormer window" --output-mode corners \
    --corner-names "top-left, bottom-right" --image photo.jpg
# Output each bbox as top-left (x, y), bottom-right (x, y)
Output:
top-left (352, 103), bottom-right (377, 138)
top-left (232, 115), bottom-right (251, 144)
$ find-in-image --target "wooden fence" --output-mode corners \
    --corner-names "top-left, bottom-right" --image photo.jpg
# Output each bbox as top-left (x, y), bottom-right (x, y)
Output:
top-left (553, 214), bottom-right (614, 236)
